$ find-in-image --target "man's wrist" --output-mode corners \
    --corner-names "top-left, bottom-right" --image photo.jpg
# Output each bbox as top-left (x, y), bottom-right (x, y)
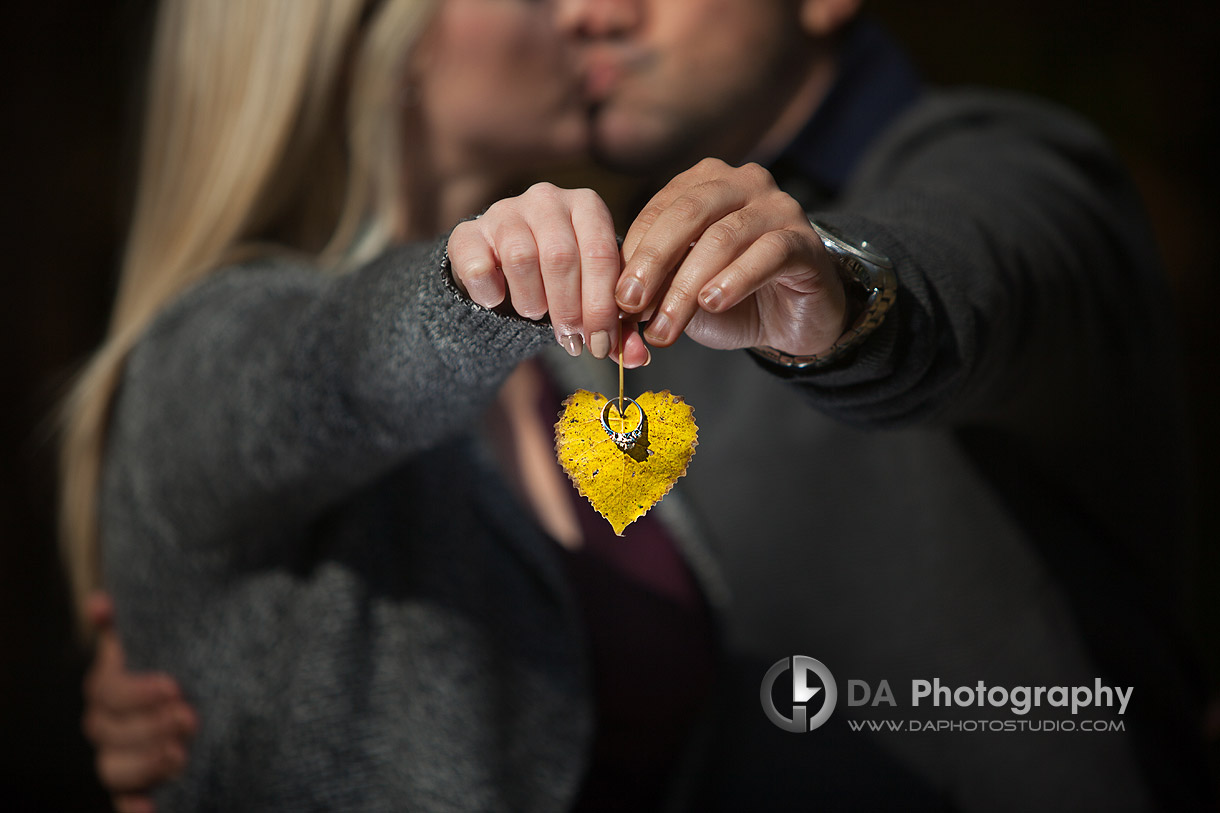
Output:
top-left (749, 219), bottom-right (896, 371)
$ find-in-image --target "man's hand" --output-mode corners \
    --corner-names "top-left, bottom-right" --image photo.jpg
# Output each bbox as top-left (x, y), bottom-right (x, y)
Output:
top-left (616, 158), bottom-right (849, 355)
top-left (81, 592), bottom-right (197, 813)
top-left (448, 182), bottom-right (650, 366)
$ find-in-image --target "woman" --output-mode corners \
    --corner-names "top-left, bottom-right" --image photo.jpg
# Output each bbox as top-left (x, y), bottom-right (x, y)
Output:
top-left (63, 0), bottom-right (713, 809)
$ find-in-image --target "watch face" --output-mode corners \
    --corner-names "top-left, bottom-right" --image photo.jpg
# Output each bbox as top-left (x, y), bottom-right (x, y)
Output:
top-left (810, 220), bottom-right (893, 269)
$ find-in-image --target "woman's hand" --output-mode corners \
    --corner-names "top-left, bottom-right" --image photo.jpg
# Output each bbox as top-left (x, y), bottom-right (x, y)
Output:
top-left (81, 592), bottom-right (197, 813)
top-left (615, 158), bottom-right (849, 355)
top-left (448, 183), bottom-right (650, 367)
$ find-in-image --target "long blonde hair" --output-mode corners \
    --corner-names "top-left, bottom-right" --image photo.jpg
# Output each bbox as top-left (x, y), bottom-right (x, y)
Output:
top-left (60, 0), bottom-right (436, 632)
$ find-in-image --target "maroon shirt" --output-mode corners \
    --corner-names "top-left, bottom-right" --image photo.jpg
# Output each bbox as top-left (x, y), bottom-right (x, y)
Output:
top-left (538, 366), bottom-right (719, 809)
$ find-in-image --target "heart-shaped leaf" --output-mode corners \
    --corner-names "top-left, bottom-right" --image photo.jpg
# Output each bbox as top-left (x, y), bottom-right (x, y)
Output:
top-left (554, 389), bottom-right (698, 535)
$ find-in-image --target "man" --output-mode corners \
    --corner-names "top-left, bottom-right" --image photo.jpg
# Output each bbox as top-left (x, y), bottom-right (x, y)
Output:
top-left (468, 1), bottom-right (1213, 809)
top-left (87, 1), bottom-right (1213, 809)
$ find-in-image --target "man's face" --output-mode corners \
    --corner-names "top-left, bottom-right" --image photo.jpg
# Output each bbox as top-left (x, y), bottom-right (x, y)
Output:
top-left (559, 0), bottom-right (813, 172)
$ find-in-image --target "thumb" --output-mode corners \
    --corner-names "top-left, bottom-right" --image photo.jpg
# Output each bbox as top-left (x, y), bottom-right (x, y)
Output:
top-left (85, 590), bottom-right (116, 632)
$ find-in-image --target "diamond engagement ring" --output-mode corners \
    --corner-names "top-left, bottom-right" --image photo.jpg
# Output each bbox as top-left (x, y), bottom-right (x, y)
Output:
top-left (601, 397), bottom-right (643, 450)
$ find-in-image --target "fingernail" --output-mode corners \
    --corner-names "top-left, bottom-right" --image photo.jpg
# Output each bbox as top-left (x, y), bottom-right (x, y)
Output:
top-left (617, 276), bottom-right (645, 309)
top-left (701, 286), bottom-right (723, 311)
top-left (643, 346), bottom-right (652, 366)
top-left (560, 332), bottom-right (583, 357)
top-left (175, 708), bottom-right (196, 732)
top-left (589, 330), bottom-right (610, 359)
top-left (645, 312), bottom-right (670, 343)
top-left (165, 743), bottom-right (187, 776)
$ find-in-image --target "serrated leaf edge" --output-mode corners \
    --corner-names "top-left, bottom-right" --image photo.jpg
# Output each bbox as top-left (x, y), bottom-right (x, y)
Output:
top-left (553, 389), bottom-right (698, 536)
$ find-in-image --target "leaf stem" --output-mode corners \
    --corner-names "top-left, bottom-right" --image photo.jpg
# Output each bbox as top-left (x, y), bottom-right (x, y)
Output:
top-left (617, 316), bottom-right (624, 425)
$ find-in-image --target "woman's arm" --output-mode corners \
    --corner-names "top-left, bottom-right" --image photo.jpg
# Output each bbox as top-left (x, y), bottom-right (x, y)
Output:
top-left (102, 237), bottom-right (549, 558)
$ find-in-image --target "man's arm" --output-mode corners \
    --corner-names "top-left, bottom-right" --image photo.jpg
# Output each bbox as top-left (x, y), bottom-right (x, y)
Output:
top-left (788, 89), bottom-right (1173, 425)
top-left (615, 92), bottom-right (1173, 428)
top-left (81, 593), bottom-right (196, 813)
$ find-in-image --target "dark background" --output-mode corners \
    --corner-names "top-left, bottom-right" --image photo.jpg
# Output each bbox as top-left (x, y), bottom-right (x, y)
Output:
top-left (1, 2), bottom-right (1215, 809)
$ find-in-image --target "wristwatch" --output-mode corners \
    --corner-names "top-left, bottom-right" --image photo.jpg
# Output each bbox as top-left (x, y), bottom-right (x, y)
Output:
top-left (749, 218), bottom-right (897, 370)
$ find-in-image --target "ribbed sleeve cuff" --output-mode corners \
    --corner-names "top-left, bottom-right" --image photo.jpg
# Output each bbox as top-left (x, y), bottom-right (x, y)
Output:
top-left (417, 239), bottom-right (552, 382)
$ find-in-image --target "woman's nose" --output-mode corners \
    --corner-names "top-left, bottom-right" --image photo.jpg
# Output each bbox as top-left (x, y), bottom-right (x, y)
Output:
top-left (555, 0), bottom-right (641, 40)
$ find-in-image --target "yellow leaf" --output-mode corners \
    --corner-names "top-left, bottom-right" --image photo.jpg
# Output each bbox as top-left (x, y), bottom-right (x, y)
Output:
top-left (554, 389), bottom-right (698, 536)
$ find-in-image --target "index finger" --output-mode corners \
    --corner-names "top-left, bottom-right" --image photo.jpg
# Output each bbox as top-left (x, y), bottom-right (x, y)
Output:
top-left (616, 177), bottom-right (749, 313)
top-left (619, 171), bottom-right (698, 272)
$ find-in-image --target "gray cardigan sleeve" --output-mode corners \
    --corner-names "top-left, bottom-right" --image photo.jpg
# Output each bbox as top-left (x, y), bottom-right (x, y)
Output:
top-left (102, 237), bottom-right (550, 564)
top-left (787, 90), bottom-right (1175, 428)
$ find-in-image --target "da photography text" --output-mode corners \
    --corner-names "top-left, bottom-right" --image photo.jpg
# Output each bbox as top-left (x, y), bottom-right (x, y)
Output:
top-left (855, 676), bottom-right (1133, 717)
top-left (761, 656), bottom-right (1134, 733)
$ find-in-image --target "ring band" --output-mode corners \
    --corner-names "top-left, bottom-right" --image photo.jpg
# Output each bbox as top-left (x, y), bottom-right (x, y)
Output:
top-left (600, 397), bottom-right (643, 450)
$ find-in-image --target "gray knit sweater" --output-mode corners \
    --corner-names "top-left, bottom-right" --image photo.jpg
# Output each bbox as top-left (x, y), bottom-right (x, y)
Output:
top-left (101, 239), bottom-right (596, 811)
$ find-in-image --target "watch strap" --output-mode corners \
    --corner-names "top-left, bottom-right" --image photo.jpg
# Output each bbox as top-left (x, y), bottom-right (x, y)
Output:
top-left (749, 220), bottom-right (897, 370)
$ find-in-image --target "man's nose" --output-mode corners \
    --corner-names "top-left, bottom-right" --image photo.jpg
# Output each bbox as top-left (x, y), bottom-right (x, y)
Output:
top-left (555, 0), bottom-right (640, 38)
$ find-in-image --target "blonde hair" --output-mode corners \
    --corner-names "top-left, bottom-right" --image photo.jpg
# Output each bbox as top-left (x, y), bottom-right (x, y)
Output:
top-left (60, 0), bottom-right (436, 632)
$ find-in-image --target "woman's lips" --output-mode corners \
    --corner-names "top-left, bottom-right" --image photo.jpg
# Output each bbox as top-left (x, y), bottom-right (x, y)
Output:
top-left (584, 58), bottom-right (621, 103)
top-left (581, 47), bottom-right (652, 104)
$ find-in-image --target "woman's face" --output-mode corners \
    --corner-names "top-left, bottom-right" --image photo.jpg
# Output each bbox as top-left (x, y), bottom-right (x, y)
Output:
top-left (416, 0), bottom-right (589, 175)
